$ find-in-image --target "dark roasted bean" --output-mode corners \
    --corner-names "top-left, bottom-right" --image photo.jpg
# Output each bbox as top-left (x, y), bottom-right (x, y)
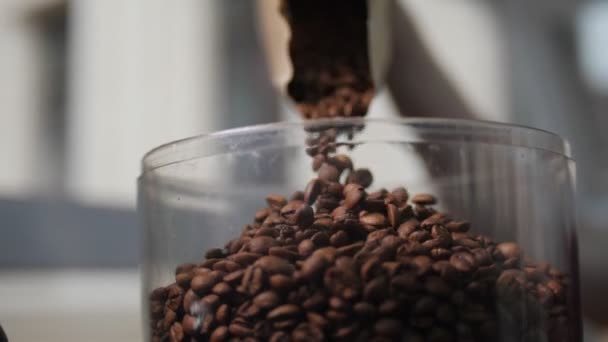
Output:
top-left (360, 212), bottom-right (387, 227)
top-left (304, 178), bottom-right (323, 205)
top-left (255, 256), bottom-right (294, 275)
top-left (318, 163), bottom-right (340, 182)
top-left (269, 274), bottom-right (295, 291)
top-left (450, 252), bottom-right (476, 273)
top-left (386, 203), bottom-right (400, 228)
top-left (266, 194), bottom-right (287, 209)
top-left (329, 230), bottom-right (349, 247)
top-left (230, 252), bottom-right (262, 266)
top-left (268, 246), bottom-right (299, 261)
top-left (496, 242), bottom-right (522, 260)
top-left (210, 325), bottom-right (228, 342)
top-left (388, 187), bottom-right (409, 205)
top-left (411, 193), bottom-right (437, 205)
top-left (169, 322), bottom-right (184, 341)
top-left (267, 304), bottom-right (302, 321)
top-left (446, 220), bottom-right (470, 233)
top-left (191, 272), bottom-right (223, 296)
top-left (252, 291), bottom-right (280, 310)
top-left (374, 319), bottom-right (402, 337)
top-left (425, 276), bottom-right (452, 296)
top-left (344, 185), bottom-right (366, 209)
top-left (346, 168), bottom-right (373, 188)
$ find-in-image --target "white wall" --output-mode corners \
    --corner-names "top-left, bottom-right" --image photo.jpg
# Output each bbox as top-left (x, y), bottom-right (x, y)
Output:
top-left (0, 0), bottom-right (54, 197)
top-left (67, 0), bottom-right (223, 207)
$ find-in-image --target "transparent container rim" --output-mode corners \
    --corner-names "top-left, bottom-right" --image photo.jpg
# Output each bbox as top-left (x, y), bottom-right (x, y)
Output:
top-left (140, 117), bottom-right (573, 175)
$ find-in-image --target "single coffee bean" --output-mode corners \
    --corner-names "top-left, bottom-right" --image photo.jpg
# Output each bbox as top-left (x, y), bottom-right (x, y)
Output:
top-left (191, 272), bottom-right (223, 296)
top-left (374, 319), bottom-right (403, 337)
top-left (496, 269), bottom-right (526, 299)
top-left (298, 239), bottom-right (315, 257)
top-left (175, 263), bottom-right (196, 276)
top-left (266, 194), bottom-right (287, 210)
top-left (425, 276), bottom-right (452, 296)
top-left (363, 276), bottom-right (388, 301)
top-left (213, 260), bottom-right (241, 273)
top-left (450, 252), bottom-right (477, 273)
top-left (248, 236), bottom-right (278, 255)
top-left (391, 273), bottom-right (420, 292)
top-left (269, 331), bottom-right (290, 342)
top-left (431, 247), bottom-right (452, 259)
top-left (422, 213), bottom-right (447, 228)
top-left (228, 322), bottom-right (253, 337)
top-left (267, 304), bottom-right (302, 321)
top-left (205, 248), bottom-right (225, 259)
top-left (222, 269), bottom-right (245, 286)
top-left (336, 241), bottom-right (365, 257)
top-left (291, 191), bottom-right (305, 201)
top-left (255, 256), bottom-right (294, 276)
top-left (386, 203), bottom-right (400, 228)
top-left (200, 294), bottom-right (221, 311)
top-left (253, 291), bottom-right (281, 310)
top-left (181, 314), bottom-right (199, 335)
top-left (412, 255), bottom-right (433, 276)
top-left (496, 242), bottom-right (522, 260)
top-left (311, 231), bottom-right (330, 247)
top-left (210, 325), bottom-right (228, 342)
top-left (344, 185), bottom-right (366, 209)
top-left (409, 230), bottom-right (431, 242)
top-left (281, 201), bottom-right (314, 228)
top-left (241, 266), bottom-right (265, 296)
top-left (360, 212), bottom-right (387, 227)
top-left (346, 168), bottom-right (373, 188)
top-left (397, 218), bottom-right (419, 238)
top-left (176, 271), bottom-right (194, 289)
top-left (301, 292), bottom-right (328, 312)
top-left (304, 178), bottom-right (323, 205)
top-left (378, 299), bottom-right (400, 316)
top-left (446, 220), bottom-right (470, 233)
top-left (328, 154), bottom-right (353, 172)
top-left (212, 282), bottom-right (233, 297)
top-left (411, 193), bottom-right (437, 205)
top-left (300, 252), bottom-right (331, 280)
top-left (432, 260), bottom-right (458, 281)
top-left (293, 323), bottom-right (325, 342)
top-left (414, 295), bottom-right (438, 315)
top-left (388, 187), bottom-right (409, 206)
top-left (162, 309), bottom-right (177, 330)
top-left (326, 309), bottom-right (349, 322)
top-left (229, 252), bottom-right (262, 266)
top-left (182, 289), bottom-right (200, 313)
top-left (360, 256), bottom-right (382, 281)
top-left (318, 163), bottom-right (341, 182)
top-left (330, 230), bottom-right (350, 247)
top-left (215, 304), bottom-right (230, 325)
top-left (268, 246), bottom-right (299, 261)
top-left (269, 274), bottom-right (295, 291)
top-left (471, 248), bottom-right (492, 266)
top-left (311, 154), bottom-right (326, 171)
top-left (170, 322), bottom-right (189, 342)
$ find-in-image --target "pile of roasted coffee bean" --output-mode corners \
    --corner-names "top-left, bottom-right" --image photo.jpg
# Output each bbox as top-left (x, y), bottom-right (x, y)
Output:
top-left (281, 0), bottom-right (375, 119)
top-left (148, 145), bottom-right (571, 341)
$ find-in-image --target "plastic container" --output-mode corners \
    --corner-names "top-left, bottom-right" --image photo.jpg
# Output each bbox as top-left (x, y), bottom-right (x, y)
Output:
top-left (139, 118), bottom-right (581, 342)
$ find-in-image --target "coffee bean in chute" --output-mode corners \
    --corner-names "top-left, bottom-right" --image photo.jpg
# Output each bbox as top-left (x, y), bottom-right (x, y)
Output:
top-left (149, 153), bottom-right (572, 341)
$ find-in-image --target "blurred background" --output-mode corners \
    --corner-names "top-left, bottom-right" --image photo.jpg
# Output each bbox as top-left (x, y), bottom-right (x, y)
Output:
top-left (0, 0), bottom-right (607, 341)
